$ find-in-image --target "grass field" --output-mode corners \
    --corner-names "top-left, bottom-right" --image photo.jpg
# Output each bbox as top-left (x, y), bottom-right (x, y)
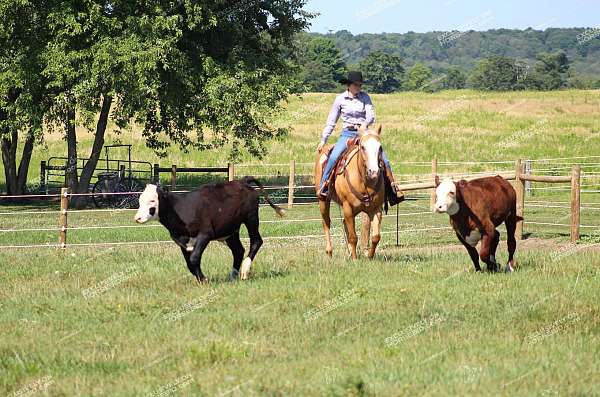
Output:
top-left (2, 90), bottom-right (600, 396)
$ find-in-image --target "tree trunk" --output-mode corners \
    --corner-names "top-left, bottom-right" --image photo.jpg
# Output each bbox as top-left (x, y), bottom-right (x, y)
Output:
top-left (68, 95), bottom-right (113, 208)
top-left (0, 88), bottom-right (37, 196)
top-left (65, 105), bottom-right (79, 194)
top-left (1, 129), bottom-right (36, 196)
top-left (16, 131), bottom-right (35, 193)
top-left (1, 128), bottom-right (19, 194)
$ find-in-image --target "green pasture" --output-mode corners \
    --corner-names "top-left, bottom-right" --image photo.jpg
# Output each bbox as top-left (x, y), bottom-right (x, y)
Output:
top-left (1, 90), bottom-right (600, 396)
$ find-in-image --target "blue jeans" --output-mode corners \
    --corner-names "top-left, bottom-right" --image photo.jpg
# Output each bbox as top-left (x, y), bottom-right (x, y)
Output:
top-left (319, 129), bottom-right (392, 190)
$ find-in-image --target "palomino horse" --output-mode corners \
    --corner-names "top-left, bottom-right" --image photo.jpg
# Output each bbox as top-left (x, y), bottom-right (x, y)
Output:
top-left (315, 125), bottom-right (386, 259)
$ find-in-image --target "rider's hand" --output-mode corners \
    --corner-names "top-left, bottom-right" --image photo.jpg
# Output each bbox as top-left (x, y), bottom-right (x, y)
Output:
top-left (317, 141), bottom-right (325, 152)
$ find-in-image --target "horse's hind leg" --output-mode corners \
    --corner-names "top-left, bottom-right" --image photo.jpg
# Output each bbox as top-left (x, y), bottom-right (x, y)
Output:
top-left (343, 203), bottom-right (358, 259)
top-left (319, 199), bottom-right (333, 257)
top-left (368, 210), bottom-right (382, 259)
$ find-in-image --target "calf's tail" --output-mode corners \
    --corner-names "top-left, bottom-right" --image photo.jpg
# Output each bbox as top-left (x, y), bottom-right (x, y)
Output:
top-left (242, 176), bottom-right (286, 217)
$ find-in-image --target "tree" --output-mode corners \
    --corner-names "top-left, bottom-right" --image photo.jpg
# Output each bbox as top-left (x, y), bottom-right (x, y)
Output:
top-left (4, 1), bottom-right (311, 204)
top-left (297, 35), bottom-right (346, 92)
top-left (443, 67), bottom-right (467, 89)
top-left (0, 1), bottom-right (50, 195)
top-left (524, 51), bottom-right (570, 90)
top-left (469, 56), bottom-right (519, 91)
top-left (404, 63), bottom-right (433, 91)
top-left (358, 51), bottom-right (404, 93)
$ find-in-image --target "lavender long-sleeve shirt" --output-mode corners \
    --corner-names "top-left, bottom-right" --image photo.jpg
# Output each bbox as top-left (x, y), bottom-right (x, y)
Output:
top-left (321, 90), bottom-right (375, 143)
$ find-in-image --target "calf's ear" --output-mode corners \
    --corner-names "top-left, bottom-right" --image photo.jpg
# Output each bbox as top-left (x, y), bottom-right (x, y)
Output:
top-left (434, 175), bottom-right (440, 187)
top-left (157, 185), bottom-right (168, 198)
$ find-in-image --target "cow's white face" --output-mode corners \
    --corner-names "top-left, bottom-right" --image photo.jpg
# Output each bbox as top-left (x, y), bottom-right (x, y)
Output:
top-left (134, 184), bottom-right (160, 224)
top-left (434, 178), bottom-right (459, 215)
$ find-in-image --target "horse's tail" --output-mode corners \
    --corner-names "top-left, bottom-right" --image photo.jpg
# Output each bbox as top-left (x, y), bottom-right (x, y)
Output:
top-left (242, 176), bottom-right (286, 217)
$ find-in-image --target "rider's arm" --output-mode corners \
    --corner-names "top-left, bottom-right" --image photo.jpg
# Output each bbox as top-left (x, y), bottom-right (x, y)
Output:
top-left (321, 96), bottom-right (342, 144)
top-left (363, 93), bottom-right (375, 128)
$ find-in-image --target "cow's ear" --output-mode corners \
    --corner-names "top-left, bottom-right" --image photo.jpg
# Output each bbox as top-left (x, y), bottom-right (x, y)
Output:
top-left (434, 175), bottom-right (440, 187)
top-left (157, 185), bottom-right (168, 198)
top-left (456, 180), bottom-right (467, 198)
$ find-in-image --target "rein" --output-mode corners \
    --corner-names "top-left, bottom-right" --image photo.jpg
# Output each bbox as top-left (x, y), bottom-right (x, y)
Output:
top-left (343, 135), bottom-right (384, 208)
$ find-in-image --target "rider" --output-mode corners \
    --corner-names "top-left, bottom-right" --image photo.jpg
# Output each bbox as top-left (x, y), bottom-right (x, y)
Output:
top-left (317, 71), bottom-right (404, 205)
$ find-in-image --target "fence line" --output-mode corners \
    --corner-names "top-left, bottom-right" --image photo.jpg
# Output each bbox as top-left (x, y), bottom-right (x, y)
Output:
top-left (0, 226), bottom-right (454, 250)
top-left (1, 155), bottom-right (598, 249)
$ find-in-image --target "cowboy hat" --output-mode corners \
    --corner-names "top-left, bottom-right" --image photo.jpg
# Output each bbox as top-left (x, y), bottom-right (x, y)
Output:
top-left (339, 71), bottom-right (365, 85)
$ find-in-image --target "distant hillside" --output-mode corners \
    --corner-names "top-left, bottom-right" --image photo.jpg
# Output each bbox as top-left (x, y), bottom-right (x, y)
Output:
top-left (311, 28), bottom-right (600, 77)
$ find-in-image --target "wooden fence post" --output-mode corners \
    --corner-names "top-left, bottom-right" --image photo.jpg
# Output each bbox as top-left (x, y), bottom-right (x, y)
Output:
top-left (170, 165), bottom-right (177, 191)
top-left (228, 163), bottom-right (235, 182)
top-left (571, 165), bottom-right (581, 243)
top-left (40, 161), bottom-right (46, 194)
top-left (524, 160), bottom-right (532, 196)
top-left (430, 158), bottom-right (437, 211)
top-left (153, 163), bottom-right (159, 184)
top-left (514, 159), bottom-right (525, 240)
top-left (288, 160), bottom-right (295, 209)
top-left (59, 187), bottom-right (69, 249)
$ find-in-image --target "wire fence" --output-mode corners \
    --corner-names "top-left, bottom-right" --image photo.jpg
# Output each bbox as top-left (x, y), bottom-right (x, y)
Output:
top-left (2, 155), bottom-right (600, 251)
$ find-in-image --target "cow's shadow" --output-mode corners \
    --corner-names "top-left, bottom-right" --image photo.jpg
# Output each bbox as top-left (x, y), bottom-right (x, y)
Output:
top-left (200, 267), bottom-right (290, 284)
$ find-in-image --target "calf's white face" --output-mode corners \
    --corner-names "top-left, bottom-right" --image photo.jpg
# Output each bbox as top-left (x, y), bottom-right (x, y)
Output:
top-left (134, 184), bottom-right (160, 224)
top-left (434, 178), bottom-right (459, 215)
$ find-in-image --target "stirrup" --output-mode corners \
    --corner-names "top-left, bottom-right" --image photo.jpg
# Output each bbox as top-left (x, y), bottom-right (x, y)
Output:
top-left (318, 185), bottom-right (329, 199)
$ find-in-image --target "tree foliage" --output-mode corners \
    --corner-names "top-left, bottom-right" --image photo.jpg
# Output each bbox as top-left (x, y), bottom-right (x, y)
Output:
top-left (469, 56), bottom-right (520, 91)
top-left (296, 35), bottom-right (346, 92)
top-left (358, 51), bottom-right (404, 94)
top-left (404, 63), bottom-right (433, 91)
top-left (1, 0), bottom-right (311, 199)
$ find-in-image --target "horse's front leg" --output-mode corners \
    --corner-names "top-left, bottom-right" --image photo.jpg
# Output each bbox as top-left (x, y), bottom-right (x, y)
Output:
top-left (360, 212), bottom-right (371, 257)
top-left (368, 209), bottom-right (382, 259)
top-left (319, 199), bottom-right (333, 257)
top-left (343, 203), bottom-right (358, 259)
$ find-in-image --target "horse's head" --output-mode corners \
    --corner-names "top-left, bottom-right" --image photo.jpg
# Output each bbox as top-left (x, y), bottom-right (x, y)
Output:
top-left (358, 125), bottom-right (383, 183)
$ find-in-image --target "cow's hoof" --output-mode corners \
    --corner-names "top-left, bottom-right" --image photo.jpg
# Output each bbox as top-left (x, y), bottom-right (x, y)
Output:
top-left (240, 258), bottom-right (252, 280)
top-left (505, 263), bottom-right (514, 273)
top-left (229, 269), bottom-right (240, 281)
top-left (195, 276), bottom-right (209, 285)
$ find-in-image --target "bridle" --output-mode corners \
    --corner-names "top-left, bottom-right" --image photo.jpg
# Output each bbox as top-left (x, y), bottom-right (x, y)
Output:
top-left (343, 132), bottom-right (384, 207)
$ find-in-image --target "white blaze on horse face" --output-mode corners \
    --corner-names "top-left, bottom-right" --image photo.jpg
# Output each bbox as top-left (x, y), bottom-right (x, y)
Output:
top-left (434, 178), bottom-right (459, 215)
top-left (134, 184), bottom-right (159, 224)
top-left (362, 136), bottom-right (381, 180)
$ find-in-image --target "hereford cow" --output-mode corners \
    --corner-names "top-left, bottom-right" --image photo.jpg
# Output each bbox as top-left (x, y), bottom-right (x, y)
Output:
top-left (434, 175), bottom-right (522, 272)
top-left (134, 177), bottom-right (285, 283)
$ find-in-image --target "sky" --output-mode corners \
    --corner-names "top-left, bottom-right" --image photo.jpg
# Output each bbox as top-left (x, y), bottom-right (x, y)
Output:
top-left (304, 0), bottom-right (599, 34)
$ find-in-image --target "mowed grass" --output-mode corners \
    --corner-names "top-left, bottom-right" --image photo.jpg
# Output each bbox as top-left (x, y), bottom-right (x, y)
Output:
top-left (2, 90), bottom-right (600, 396)
top-left (1, 241), bottom-right (599, 396)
